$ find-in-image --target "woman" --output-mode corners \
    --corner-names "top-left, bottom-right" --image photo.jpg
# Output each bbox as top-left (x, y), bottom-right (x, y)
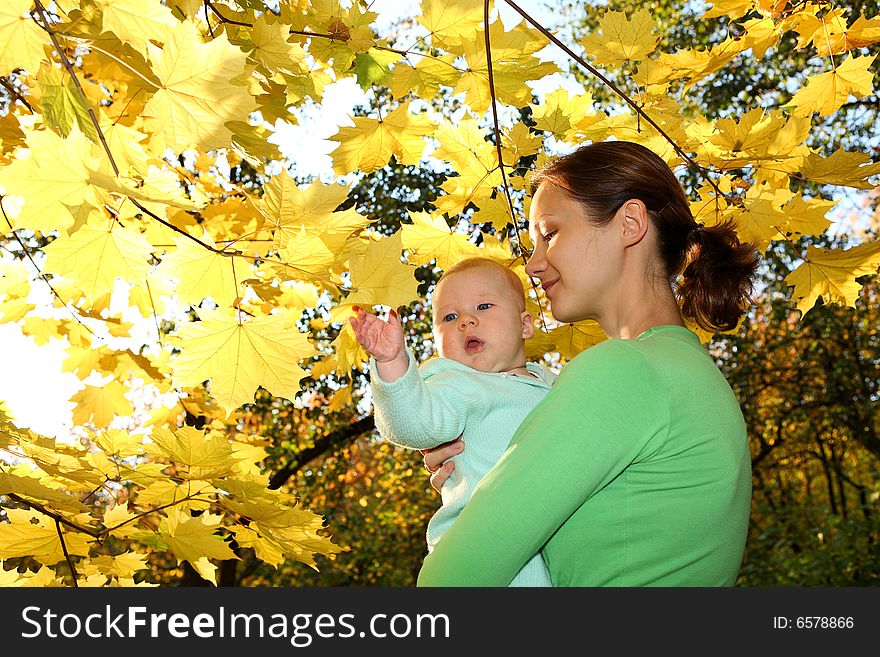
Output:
top-left (417, 140), bottom-right (758, 586)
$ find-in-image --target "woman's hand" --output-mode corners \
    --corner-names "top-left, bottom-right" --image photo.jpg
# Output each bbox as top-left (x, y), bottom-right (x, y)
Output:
top-left (421, 437), bottom-right (464, 492)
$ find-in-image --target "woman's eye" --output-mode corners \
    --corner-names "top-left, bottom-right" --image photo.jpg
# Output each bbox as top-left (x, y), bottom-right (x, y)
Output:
top-left (542, 230), bottom-right (557, 242)
top-left (442, 313), bottom-right (457, 322)
top-left (477, 303), bottom-right (492, 311)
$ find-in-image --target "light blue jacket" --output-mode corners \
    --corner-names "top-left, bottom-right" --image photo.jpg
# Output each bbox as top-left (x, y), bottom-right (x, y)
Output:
top-left (370, 350), bottom-right (556, 587)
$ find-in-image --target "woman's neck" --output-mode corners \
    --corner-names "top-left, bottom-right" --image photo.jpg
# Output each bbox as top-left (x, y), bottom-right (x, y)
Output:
top-left (600, 278), bottom-right (684, 340)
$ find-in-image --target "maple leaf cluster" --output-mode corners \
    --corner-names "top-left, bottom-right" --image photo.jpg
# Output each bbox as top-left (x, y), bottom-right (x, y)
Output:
top-left (0, 0), bottom-right (878, 585)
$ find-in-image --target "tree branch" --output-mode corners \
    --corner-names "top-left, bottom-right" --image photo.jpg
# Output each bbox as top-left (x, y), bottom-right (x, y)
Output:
top-left (204, 0), bottom-right (252, 27)
top-left (0, 76), bottom-right (34, 112)
top-left (268, 416), bottom-right (376, 489)
top-left (7, 493), bottom-right (101, 537)
top-left (483, 0), bottom-right (524, 260)
top-left (0, 196), bottom-right (96, 335)
top-left (55, 518), bottom-right (79, 587)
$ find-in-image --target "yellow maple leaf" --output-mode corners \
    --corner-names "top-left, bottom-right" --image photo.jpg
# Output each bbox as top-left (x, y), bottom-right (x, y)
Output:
top-left (344, 231), bottom-right (420, 311)
top-left (0, 126), bottom-right (103, 236)
top-left (42, 219), bottom-right (153, 305)
top-left (702, 0), bottom-right (756, 20)
top-left (401, 211), bottom-right (479, 270)
top-left (102, 504), bottom-right (141, 537)
top-left (159, 509), bottom-right (237, 585)
top-left (526, 320), bottom-right (607, 360)
top-left (728, 185), bottom-right (793, 251)
top-left (787, 54), bottom-right (876, 117)
top-left (143, 20), bottom-right (257, 152)
top-left (740, 16), bottom-right (780, 59)
top-left (454, 22), bottom-right (558, 115)
top-left (82, 553), bottom-right (150, 580)
top-left (94, 0), bottom-right (179, 52)
top-left (472, 193), bottom-right (519, 231)
top-left (38, 65), bottom-right (99, 142)
top-left (534, 90), bottom-right (598, 143)
top-left (501, 122), bottom-right (541, 166)
top-left (581, 9), bottom-right (660, 67)
top-left (274, 228), bottom-right (340, 284)
top-left (845, 14), bottom-right (880, 50)
top-left (329, 323), bottom-right (368, 376)
top-left (432, 118), bottom-right (504, 217)
top-left (299, 0), bottom-right (376, 72)
top-left (782, 194), bottom-right (836, 237)
top-left (784, 240), bottom-right (880, 316)
top-left (236, 13), bottom-right (308, 73)
top-left (149, 425), bottom-right (234, 479)
top-left (168, 309), bottom-right (314, 417)
top-left (224, 500), bottom-right (343, 570)
top-left (0, 0), bottom-right (46, 76)
top-left (155, 231), bottom-right (253, 308)
top-left (255, 172), bottom-right (354, 247)
top-left (329, 101), bottom-right (434, 175)
top-left (0, 471), bottom-right (85, 512)
top-left (800, 149), bottom-right (880, 189)
top-left (389, 54), bottom-right (460, 100)
top-left (0, 519), bottom-right (93, 565)
top-left (652, 35), bottom-right (749, 89)
top-left (417, 0), bottom-right (484, 50)
top-left (71, 380), bottom-right (135, 428)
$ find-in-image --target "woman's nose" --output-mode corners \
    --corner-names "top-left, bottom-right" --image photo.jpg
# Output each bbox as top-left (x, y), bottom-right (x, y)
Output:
top-left (525, 245), bottom-right (546, 278)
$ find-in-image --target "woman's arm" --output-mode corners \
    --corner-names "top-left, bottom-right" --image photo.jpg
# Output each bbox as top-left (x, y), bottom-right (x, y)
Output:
top-left (417, 340), bottom-right (669, 586)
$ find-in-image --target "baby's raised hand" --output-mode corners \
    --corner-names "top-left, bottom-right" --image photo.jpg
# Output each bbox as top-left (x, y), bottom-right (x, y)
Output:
top-left (348, 306), bottom-right (405, 364)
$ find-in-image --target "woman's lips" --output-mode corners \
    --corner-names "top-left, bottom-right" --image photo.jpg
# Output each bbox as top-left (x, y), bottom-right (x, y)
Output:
top-left (542, 280), bottom-right (558, 297)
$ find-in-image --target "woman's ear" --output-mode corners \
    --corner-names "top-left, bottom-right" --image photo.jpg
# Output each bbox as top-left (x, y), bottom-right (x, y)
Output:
top-left (619, 199), bottom-right (649, 247)
top-left (520, 311), bottom-right (535, 339)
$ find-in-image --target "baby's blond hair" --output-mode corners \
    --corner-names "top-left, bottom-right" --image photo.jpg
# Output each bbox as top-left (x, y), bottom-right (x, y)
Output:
top-left (434, 257), bottom-right (526, 315)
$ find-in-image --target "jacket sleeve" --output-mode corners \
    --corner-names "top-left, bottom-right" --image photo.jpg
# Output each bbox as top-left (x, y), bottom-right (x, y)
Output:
top-left (370, 350), bottom-right (484, 450)
top-left (417, 340), bottom-right (669, 586)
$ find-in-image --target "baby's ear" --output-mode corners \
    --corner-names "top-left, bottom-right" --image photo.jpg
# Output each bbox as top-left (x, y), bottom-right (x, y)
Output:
top-left (520, 311), bottom-right (535, 339)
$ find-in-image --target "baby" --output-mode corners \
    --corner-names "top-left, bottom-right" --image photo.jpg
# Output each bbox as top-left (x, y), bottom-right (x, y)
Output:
top-left (349, 256), bottom-right (555, 587)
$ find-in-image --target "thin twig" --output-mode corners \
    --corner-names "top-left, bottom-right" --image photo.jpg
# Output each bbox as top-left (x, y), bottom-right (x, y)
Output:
top-left (0, 196), bottom-right (95, 334)
top-left (483, 0), bottom-right (524, 259)
top-left (205, 0), bottom-right (252, 27)
top-left (503, 0), bottom-right (732, 204)
top-left (0, 76), bottom-right (34, 112)
top-left (32, 0), bottom-right (119, 176)
top-left (55, 518), bottom-right (79, 587)
top-left (7, 493), bottom-right (101, 537)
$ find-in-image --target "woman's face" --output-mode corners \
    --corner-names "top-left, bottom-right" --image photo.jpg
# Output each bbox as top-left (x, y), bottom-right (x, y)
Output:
top-left (525, 182), bottom-right (619, 324)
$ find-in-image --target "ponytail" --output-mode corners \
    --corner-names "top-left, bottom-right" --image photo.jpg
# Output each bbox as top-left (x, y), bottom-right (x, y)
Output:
top-left (678, 219), bottom-right (759, 332)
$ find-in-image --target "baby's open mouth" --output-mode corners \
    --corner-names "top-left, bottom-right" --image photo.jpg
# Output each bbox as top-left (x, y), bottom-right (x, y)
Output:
top-left (465, 337), bottom-right (484, 353)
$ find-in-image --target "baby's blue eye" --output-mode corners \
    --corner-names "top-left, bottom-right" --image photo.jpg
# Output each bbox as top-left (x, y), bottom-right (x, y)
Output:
top-left (477, 303), bottom-right (492, 311)
top-left (442, 313), bottom-right (458, 322)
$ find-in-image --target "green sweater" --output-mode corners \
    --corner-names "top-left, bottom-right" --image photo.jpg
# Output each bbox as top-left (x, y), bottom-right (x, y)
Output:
top-left (417, 325), bottom-right (752, 587)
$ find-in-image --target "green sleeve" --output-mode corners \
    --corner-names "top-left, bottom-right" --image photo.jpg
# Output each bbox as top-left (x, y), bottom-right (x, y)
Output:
top-left (417, 340), bottom-right (669, 586)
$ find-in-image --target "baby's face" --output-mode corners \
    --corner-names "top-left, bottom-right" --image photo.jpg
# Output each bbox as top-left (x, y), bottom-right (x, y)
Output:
top-left (432, 267), bottom-right (532, 373)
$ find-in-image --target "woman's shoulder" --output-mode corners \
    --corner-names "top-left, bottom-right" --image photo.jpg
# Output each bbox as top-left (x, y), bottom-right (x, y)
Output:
top-left (555, 338), bottom-right (656, 387)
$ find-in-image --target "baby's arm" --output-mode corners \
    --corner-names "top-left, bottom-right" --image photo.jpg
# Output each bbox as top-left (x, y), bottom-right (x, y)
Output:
top-left (348, 306), bottom-right (408, 382)
top-left (349, 306), bottom-right (478, 450)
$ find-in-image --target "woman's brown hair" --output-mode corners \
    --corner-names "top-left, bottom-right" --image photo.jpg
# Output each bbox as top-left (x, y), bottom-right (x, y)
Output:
top-left (530, 141), bottom-right (759, 332)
